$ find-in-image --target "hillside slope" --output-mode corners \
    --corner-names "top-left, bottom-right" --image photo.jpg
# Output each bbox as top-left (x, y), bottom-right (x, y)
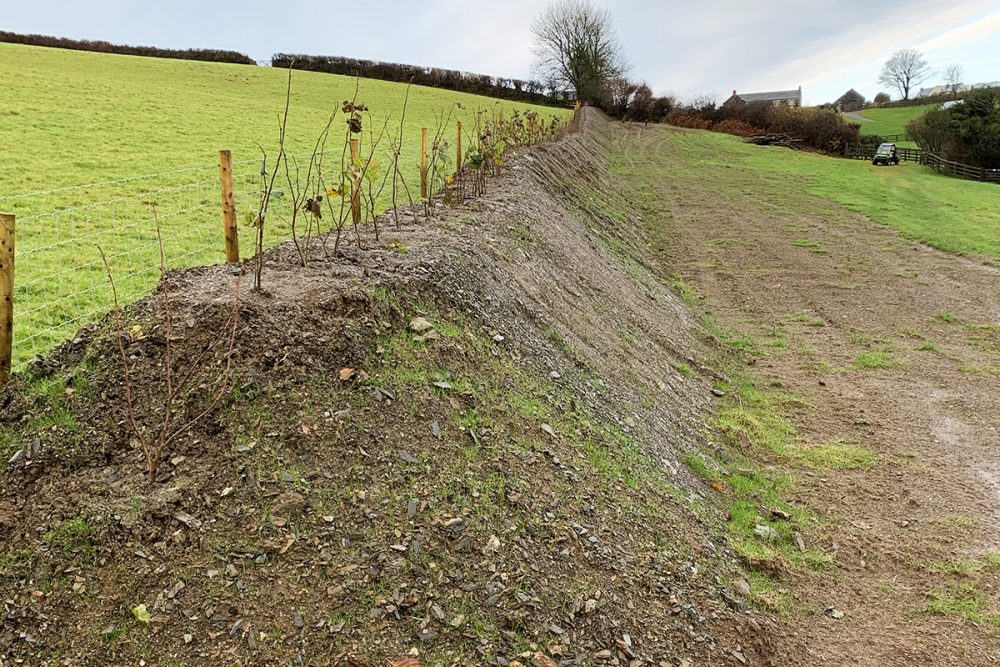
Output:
top-left (0, 41), bottom-right (571, 199)
top-left (0, 111), bottom-right (777, 665)
top-left (847, 104), bottom-right (937, 139)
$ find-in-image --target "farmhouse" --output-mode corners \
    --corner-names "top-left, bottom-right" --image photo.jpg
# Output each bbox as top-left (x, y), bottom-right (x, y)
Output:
top-left (915, 85), bottom-right (944, 98)
top-left (724, 86), bottom-right (802, 107)
top-left (835, 88), bottom-right (865, 112)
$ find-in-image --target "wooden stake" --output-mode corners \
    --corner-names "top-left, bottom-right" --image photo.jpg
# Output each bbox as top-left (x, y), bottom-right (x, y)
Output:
top-left (0, 213), bottom-right (13, 389)
top-left (350, 138), bottom-right (362, 226)
top-left (456, 121), bottom-right (462, 174)
top-left (420, 127), bottom-right (428, 199)
top-left (218, 150), bottom-right (239, 263)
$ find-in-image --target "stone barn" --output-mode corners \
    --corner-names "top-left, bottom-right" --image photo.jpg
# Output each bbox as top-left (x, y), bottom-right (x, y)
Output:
top-left (835, 89), bottom-right (866, 112)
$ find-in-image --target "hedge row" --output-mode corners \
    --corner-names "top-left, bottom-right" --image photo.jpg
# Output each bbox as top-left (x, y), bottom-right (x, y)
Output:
top-left (873, 93), bottom-right (962, 109)
top-left (0, 31), bottom-right (255, 65)
top-left (667, 99), bottom-right (860, 154)
top-left (3, 32), bottom-right (573, 107)
top-left (271, 54), bottom-right (568, 107)
top-left (908, 87), bottom-right (1000, 168)
top-left (594, 78), bottom-right (675, 123)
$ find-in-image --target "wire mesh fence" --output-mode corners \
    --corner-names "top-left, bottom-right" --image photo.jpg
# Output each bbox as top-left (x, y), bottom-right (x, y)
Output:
top-left (0, 150), bottom-right (363, 371)
top-left (0, 108), bottom-right (574, 378)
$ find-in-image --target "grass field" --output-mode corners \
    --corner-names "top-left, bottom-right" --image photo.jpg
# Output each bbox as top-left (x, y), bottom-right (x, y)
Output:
top-left (0, 42), bottom-right (569, 203)
top-left (850, 104), bottom-right (938, 137)
top-left (636, 128), bottom-right (999, 260)
top-left (0, 42), bottom-right (571, 367)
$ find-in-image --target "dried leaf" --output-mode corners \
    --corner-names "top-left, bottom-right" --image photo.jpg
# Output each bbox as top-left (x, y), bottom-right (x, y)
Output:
top-left (390, 659), bottom-right (421, 667)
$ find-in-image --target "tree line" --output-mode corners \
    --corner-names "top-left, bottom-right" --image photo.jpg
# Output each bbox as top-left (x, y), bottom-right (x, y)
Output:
top-left (666, 98), bottom-right (860, 153)
top-left (0, 30), bottom-right (255, 65)
top-left (0, 29), bottom-right (572, 107)
top-left (270, 54), bottom-right (568, 107)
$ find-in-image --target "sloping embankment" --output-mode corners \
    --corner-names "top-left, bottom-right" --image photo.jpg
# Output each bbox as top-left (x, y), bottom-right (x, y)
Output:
top-left (0, 109), bottom-right (778, 665)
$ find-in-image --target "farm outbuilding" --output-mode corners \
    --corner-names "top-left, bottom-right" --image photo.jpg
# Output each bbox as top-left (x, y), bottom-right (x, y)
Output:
top-left (835, 88), bottom-right (865, 111)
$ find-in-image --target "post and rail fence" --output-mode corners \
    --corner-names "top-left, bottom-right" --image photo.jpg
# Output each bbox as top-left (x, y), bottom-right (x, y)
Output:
top-left (921, 153), bottom-right (1000, 183)
top-left (876, 133), bottom-right (912, 143)
top-left (843, 143), bottom-right (999, 184)
top-left (845, 144), bottom-right (925, 163)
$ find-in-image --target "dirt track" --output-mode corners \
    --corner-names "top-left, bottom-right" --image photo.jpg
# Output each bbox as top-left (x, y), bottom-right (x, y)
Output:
top-left (614, 122), bottom-right (1000, 665)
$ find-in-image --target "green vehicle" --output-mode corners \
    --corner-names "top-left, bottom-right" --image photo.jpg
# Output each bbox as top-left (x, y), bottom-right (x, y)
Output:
top-left (872, 142), bottom-right (900, 166)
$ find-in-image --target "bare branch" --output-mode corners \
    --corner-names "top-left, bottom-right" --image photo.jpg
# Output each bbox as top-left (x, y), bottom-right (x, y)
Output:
top-left (878, 49), bottom-right (931, 101)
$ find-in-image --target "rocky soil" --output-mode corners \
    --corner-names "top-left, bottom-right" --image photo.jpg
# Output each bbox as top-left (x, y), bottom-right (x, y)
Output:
top-left (0, 110), bottom-right (777, 666)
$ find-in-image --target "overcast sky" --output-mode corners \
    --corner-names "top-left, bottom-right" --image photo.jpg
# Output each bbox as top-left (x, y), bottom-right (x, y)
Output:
top-left (4, 0), bottom-right (999, 104)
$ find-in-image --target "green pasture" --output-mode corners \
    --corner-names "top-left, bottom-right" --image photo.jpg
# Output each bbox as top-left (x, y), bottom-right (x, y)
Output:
top-left (850, 103), bottom-right (938, 138)
top-left (0, 42), bottom-right (571, 366)
top-left (627, 128), bottom-right (999, 260)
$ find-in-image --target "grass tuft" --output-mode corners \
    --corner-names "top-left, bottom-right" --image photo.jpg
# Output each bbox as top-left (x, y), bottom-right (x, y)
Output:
top-left (853, 350), bottom-right (902, 370)
top-left (926, 583), bottom-right (1000, 626)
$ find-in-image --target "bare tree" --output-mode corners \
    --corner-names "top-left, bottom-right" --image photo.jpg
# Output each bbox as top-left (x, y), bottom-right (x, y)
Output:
top-left (531, 0), bottom-right (627, 104)
top-left (602, 76), bottom-right (638, 117)
top-left (944, 63), bottom-right (964, 92)
top-left (878, 49), bottom-right (930, 100)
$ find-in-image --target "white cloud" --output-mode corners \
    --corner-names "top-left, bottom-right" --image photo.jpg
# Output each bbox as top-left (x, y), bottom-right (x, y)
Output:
top-left (3, 0), bottom-right (998, 104)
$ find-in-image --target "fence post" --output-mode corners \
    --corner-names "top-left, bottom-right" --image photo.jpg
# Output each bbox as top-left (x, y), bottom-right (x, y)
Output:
top-left (456, 121), bottom-right (462, 174)
top-left (350, 138), bottom-right (362, 226)
top-left (420, 127), bottom-right (428, 199)
top-left (218, 150), bottom-right (239, 263)
top-left (0, 213), bottom-right (13, 389)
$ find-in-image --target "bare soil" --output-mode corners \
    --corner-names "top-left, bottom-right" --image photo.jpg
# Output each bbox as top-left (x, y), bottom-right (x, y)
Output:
top-left (0, 111), bottom-right (775, 666)
top-left (614, 122), bottom-right (1000, 665)
top-left (2, 109), bottom-right (996, 667)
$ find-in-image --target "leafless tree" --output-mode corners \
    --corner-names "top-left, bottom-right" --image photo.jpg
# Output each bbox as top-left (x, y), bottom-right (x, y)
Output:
top-left (602, 76), bottom-right (637, 117)
top-left (878, 49), bottom-right (930, 100)
top-left (944, 63), bottom-right (964, 92)
top-left (530, 0), bottom-right (627, 104)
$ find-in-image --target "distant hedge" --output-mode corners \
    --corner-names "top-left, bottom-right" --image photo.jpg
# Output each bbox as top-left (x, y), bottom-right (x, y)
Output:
top-left (873, 93), bottom-right (961, 109)
top-left (271, 54), bottom-right (569, 108)
top-left (0, 31), bottom-right (255, 65)
top-left (667, 99), bottom-right (860, 154)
